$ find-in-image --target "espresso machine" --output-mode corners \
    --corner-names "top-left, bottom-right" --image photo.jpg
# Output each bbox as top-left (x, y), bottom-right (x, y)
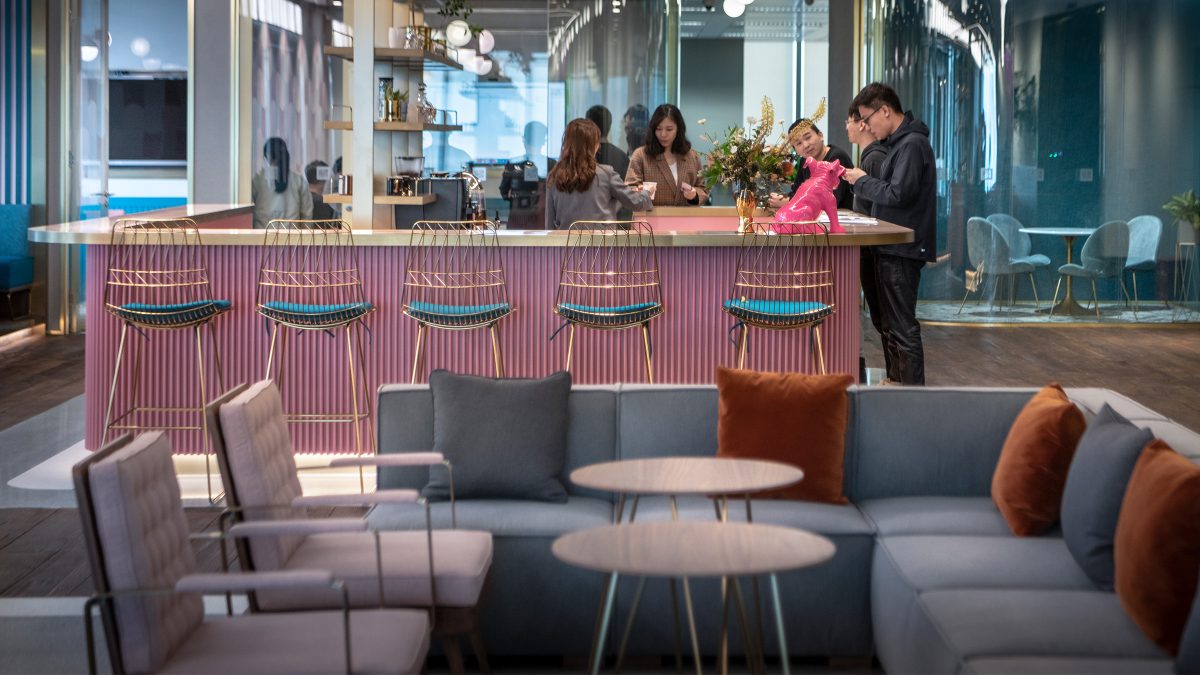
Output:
top-left (393, 171), bottom-right (485, 228)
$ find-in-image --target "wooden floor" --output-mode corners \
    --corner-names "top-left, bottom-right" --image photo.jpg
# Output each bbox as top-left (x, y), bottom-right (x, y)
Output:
top-left (1, 324), bottom-right (1198, 598)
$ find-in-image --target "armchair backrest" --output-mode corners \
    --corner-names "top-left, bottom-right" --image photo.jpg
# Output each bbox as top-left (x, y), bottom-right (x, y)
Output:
top-left (1081, 220), bottom-right (1130, 278)
top-left (73, 432), bottom-right (203, 674)
top-left (216, 380), bottom-right (306, 571)
top-left (401, 220), bottom-right (511, 328)
top-left (1126, 215), bottom-right (1163, 268)
top-left (986, 213), bottom-right (1033, 259)
top-left (967, 217), bottom-right (1014, 273)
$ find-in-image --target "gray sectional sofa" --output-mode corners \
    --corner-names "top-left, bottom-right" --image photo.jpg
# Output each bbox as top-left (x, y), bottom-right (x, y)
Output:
top-left (368, 384), bottom-right (1200, 673)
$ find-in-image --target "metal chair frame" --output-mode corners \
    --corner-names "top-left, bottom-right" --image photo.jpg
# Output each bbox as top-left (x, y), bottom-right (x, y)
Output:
top-left (256, 219), bottom-right (376, 488)
top-left (101, 217), bottom-right (228, 503)
top-left (401, 219), bottom-right (513, 383)
top-left (724, 220), bottom-right (836, 374)
top-left (554, 220), bottom-right (664, 383)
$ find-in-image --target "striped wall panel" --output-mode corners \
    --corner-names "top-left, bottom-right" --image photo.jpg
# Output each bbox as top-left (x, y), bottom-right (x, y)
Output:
top-left (85, 244), bottom-right (861, 454)
top-left (1, 0), bottom-right (31, 204)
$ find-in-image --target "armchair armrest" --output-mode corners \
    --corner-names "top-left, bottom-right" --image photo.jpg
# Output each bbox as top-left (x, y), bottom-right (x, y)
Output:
top-left (291, 489), bottom-right (420, 508)
top-left (176, 570), bottom-right (336, 594)
top-left (228, 518), bottom-right (368, 538)
top-left (326, 452), bottom-right (446, 468)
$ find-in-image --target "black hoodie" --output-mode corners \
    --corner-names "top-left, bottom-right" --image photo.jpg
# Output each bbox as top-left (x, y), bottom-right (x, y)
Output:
top-left (852, 141), bottom-right (888, 216)
top-left (851, 113), bottom-right (937, 262)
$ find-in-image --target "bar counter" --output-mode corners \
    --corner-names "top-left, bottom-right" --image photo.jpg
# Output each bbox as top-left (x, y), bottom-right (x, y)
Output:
top-left (31, 204), bottom-right (912, 453)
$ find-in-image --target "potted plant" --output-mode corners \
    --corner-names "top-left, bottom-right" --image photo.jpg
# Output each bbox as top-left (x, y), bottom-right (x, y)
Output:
top-left (1164, 189), bottom-right (1200, 243)
top-left (384, 84), bottom-right (409, 122)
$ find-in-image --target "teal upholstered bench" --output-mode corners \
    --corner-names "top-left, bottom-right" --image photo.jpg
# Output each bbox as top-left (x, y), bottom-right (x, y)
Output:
top-left (0, 205), bottom-right (34, 319)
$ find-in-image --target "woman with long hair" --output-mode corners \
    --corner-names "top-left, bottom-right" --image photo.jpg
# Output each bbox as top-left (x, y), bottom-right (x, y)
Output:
top-left (545, 118), bottom-right (653, 229)
top-left (626, 104), bottom-right (709, 207)
top-left (251, 137), bottom-right (313, 229)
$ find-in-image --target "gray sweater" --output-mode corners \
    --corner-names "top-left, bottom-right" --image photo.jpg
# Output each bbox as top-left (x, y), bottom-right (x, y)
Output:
top-left (545, 164), bottom-right (653, 229)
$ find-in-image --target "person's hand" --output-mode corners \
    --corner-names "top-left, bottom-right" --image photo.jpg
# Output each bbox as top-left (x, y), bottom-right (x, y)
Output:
top-left (844, 168), bottom-right (867, 185)
top-left (767, 192), bottom-right (789, 209)
top-left (681, 182), bottom-right (698, 201)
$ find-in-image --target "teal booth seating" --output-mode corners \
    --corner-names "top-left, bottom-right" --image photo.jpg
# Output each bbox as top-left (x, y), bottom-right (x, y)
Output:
top-left (0, 205), bottom-right (34, 318)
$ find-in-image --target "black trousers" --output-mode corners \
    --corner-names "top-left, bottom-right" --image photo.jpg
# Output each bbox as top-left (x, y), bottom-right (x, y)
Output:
top-left (863, 251), bottom-right (925, 385)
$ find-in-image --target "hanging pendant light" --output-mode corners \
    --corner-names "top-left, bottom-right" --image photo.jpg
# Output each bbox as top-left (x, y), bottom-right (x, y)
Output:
top-left (477, 29), bottom-right (495, 55)
top-left (446, 19), bottom-right (472, 48)
top-left (723, 0), bottom-right (745, 18)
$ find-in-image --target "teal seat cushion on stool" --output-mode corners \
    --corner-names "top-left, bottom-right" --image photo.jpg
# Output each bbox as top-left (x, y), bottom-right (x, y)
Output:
top-left (111, 299), bottom-right (231, 326)
top-left (0, 255), bottom-right (34, 290)
top-left (556, 301), bottom-right (661, 326)
top-left (259, 300), bottom-right (373, 326)
top-left (723, 298), bottom-right (833, 326)
top-left (406, 300), bottom-right (511, 326)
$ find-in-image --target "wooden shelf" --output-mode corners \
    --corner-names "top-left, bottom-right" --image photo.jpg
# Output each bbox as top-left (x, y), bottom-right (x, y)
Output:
top-left (322, 193), bottom-right (438, 206)
top-left (324, 46), bottom-right (464, 71)
top-left (322, 121), bottom-right (464, 133)
top-left (375, 194), bottom-right (436, 205)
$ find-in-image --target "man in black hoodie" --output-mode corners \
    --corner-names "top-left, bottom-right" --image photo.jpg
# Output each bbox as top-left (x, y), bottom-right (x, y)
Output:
top-left (844, 83), bottom-right (936, 386)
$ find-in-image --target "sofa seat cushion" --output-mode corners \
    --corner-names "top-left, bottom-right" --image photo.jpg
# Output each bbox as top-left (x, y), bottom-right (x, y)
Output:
top-left (366, 496), bottom-right (614, 538)
top-left (963, 656), bottom-right (1173, 674)
top-left (919, 589), bottom-right (1167, 668)
top-left (877, 535), bottom-right (1096, 592)
top-left (624, 495), bottom-right (873, 535)
top-left (0, 255), bottom-right (34, 289)
top-left (254, 530), bottom-right (492, 611)
top-left (161, 609), bottom-right (429, 675)
top-left (859, 496), bottom-right (1026, 537)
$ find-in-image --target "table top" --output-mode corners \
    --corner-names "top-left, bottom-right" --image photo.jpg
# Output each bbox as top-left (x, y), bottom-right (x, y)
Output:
top-left (569, 457), bottom-right (804, 496)
top-left (1018, 227), bottom-right (1097, 237)
top-left (552, 521), bottom-right (836, 577)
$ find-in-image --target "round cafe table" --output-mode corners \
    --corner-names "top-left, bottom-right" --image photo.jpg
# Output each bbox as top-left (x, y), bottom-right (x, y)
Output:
top-left (569, 457), bottom-right (806, 675)
top-left (1019, 227), bottom-right (1097, 316)
top-left (553, 521), bottom-right (835, 675)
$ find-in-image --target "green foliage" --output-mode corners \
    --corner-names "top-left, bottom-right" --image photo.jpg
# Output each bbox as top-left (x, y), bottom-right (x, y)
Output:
top-left (698, 97), bottom-right (795, 199)
top-left (1164, 190), bottom-right (1200, 230)
top-left (437, 0), bottom-right (482, 36)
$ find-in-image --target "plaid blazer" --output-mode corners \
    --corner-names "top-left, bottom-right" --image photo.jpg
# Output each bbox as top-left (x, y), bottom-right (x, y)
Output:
top-left (626, 147), bottom-right (710, 207)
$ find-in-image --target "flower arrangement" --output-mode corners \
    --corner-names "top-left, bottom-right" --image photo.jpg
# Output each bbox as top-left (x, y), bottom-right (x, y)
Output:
top-left (699, 97), bottom-right (828, 205)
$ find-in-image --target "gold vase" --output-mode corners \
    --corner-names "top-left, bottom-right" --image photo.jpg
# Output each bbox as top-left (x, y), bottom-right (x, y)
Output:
top-left (735, 188), bottom-right (756, 233)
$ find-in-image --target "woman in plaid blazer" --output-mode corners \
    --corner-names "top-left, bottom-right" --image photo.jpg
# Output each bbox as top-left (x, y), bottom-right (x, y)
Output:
top-left (626, 104), bottom-right (710, 207)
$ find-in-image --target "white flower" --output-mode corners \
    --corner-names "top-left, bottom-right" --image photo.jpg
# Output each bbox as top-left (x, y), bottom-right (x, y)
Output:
top-left (696, 118), bottom-right (707, 125)
top-left (746, 116), bottom-right (758, 126)
top-left (730, 144), bottom-right (739, 153)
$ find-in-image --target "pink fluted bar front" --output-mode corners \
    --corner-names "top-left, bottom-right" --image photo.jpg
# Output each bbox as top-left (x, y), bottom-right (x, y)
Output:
top-left (48, 209), bottom-right (913, 455)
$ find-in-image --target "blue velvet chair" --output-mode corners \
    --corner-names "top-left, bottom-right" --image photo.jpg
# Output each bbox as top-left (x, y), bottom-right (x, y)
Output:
top-left (401, 220), bottom-right (513, 383)
top-left (1124, 215), bottom-right (1163, 311)
top-left (554, 220), bottom-right (663, 382)
top-left (0, 204), bottom-right (34, 318)
top-left (986, 213), bottom-right (1051, 302)
top-left (1052, 220), bottom-right (1132, 319)
top-left (960, 217), bottom-right (1041, 312)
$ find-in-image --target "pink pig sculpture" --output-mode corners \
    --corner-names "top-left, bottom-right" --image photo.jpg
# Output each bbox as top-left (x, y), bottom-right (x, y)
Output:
top-left (773, 156), bottom-right (845, 234)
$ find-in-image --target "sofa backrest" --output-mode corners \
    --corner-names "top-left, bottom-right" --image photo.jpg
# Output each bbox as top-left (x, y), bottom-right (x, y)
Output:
top-left (0, 204), bottom-right (31, 258)
top-left (376, 384), bottom-right (619, 499)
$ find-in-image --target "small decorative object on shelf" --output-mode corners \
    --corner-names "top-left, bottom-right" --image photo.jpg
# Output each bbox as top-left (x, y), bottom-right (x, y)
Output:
top-left (377, 77), bottom-right (393, 122)
top-left (383, 83), bottom-right (409, 122)
top-left (415, 82), bottom-right (437, 124)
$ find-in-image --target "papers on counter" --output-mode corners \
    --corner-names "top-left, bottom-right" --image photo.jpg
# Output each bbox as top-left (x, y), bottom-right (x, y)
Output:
top-left (817, 211), bottom-right (879, 226)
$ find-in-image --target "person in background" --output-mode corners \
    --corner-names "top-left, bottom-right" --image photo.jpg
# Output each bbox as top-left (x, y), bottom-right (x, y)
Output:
top-left (626, 104), bottom-right (709, 207)
top-left (501, 121), bottom-right (557, 229)
top-left (844, 82), bottom-right (937, 386)
top-left (252, 137), bottom-right (312, 229)
top-left (545, 118), bottom-right (653, 230)
top-left (623, 104), bottom-right (649, 156)
top-left (768, 119), bottom-right (854, 210)
top-left (845, 106), bottom-right (891, 383)
top-left (304, 160), bottom-right (336, 220)
top-left (586, 105), bottom-right (630, 178)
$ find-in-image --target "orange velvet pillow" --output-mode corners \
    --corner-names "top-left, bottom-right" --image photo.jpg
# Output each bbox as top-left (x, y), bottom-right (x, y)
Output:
top-left (1114, 439), bottom-right (1200, 655)
top-left (715, 366), bottom-right (854, 503)
top-left (991, 383), bottom-right (1086, 536)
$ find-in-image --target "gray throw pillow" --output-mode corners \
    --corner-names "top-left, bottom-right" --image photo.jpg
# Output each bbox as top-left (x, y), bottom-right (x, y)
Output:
top-left (423, 369), bottom-right (570, 503)
top-left (1178, 583), bottom-right (1200, 673)
top-left (1060, 404), bottom-right (1153, 589)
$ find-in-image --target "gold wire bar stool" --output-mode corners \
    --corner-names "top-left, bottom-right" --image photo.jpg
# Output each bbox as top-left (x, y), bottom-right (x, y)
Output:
top-left (553, 220), bottom-right (664, 382)
top-left (723, 220), bottom-right (837, 374)
top-left (402, 219), bottom-right (514, 383)
top-left (101, 217), bottom-right (230, 502)
top-left (255, 219), bottom-right (376, 489)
